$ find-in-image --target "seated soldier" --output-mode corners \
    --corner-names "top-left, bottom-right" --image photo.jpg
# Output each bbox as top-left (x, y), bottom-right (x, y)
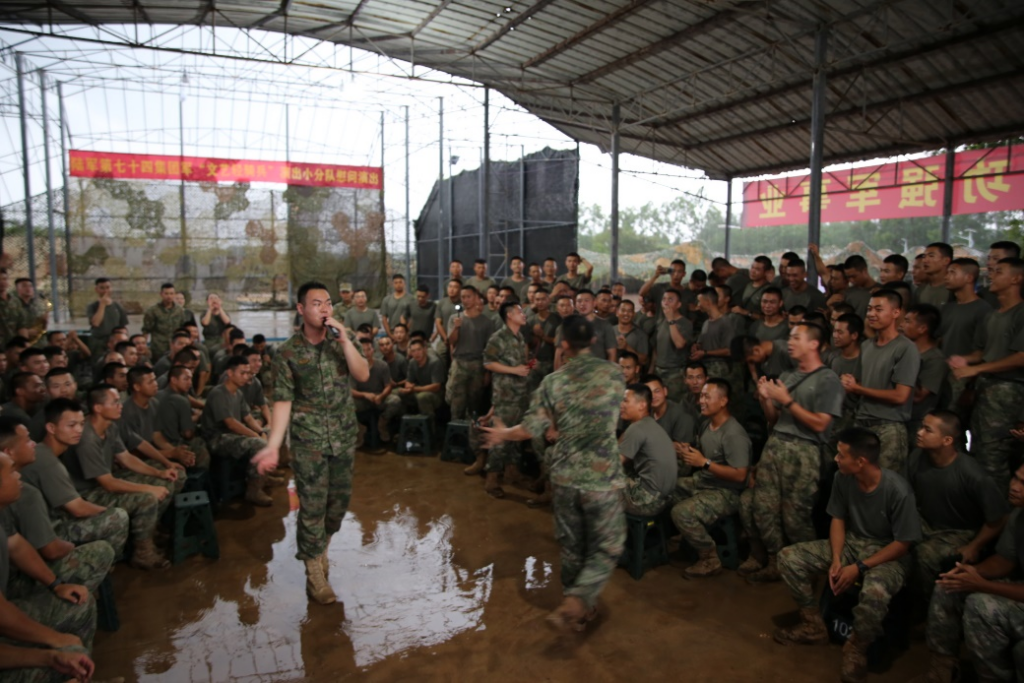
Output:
top-left (398, 339), bottom-right (445, 421)
top-left (0, 449), bottom-right (105, 683)
top-left (3, 371), bottom-right (47, 424)
top-left (152, 330), bottom-right (192, 377)
top-left (0, 417), bottom-right (115, 594)
top-left (154, 365), bottom-right (210, 470)
top-left (19, 399), bottom-right (129, 559)
top-left (121, 365), bottom-right (196, 470)
top-left (4, 337), bottom-right (31, 383)
top-left (775, 427), bottom-right (921, 683)
top-left (251, 334), bottom-right (275, 392)
top-left (99, 362), bottom-right (128, 401)
top-left (41, 346), bottom-right (67, 372)
top-left (199, 356), bottom-right (277, 507)
top-left (212, 328), bottom-right (246, 378)
top-left (181, 321), bottom-right (212, 394)
top-left (63, 384), bottom-right (179, 570)
top-left (129, 332), bottom-right (150, 366)
top-left (114, 340), bottom-right (138, 368)
top-left (19, 348), bottom-right (50, 379)
top-left (681, 361), bottom-right (707, 419)
top-left (351, 337), bottom-right (403, 446)
top-left (915, 456), bottom-right (1024, 683)
top-left (643, 374), bottom-right (697, 456)
top-left (378, 336), bottom-right (408, 387)
top-left (670, 378), bottom-right (751, 578)
top-left (239, 346), bottom-right (271, 429)
top-left (392, 323), bottom-right (411, 356)
top-left (909, 410), bottom-right (1007, 601)
top-left (619, 384), bottom-right (678, 515)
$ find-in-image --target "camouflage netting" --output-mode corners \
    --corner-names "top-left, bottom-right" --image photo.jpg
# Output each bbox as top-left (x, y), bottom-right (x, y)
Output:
top-left (6, 177), bottom-right (388, 315)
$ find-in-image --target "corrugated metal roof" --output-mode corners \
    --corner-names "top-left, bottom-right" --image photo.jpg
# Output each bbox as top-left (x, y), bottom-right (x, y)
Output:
top-left (4, 0), bottom-right (1024, 178)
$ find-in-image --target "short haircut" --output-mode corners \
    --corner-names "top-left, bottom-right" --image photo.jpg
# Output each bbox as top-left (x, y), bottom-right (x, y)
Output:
top-left (252, 334), bottom-right (267, 344)
top-left (991, 240), bottom-right (1022, 258)
top-left (561, 315), bottom-right (595, 350)
top-left (498, 300), bottom-right (521, 323)
top-left (225, 356), bottom-right (250, 372)
top-left (926, 242), bottom-right (954, 260)
top-left (575, 289), bottom-right (595, 300)
top-left (14, 278), bottom-right (32, 286)
top-left (566, 252), bottom-right (581, 260)
top-left (127, 365), bottom-right (154, 393)
top-left (949, 257), bottom-right (980, 282)
top-left (19, 348), bottom-right (45, 364)
top-left (754, 255), bottom-right (773, 269)
top-left (393, 323), bottom-right (409, 333)
top-left (296, 281), bottom-right (330, 305)
top-left (510, 255), bottom-right (523, 262)
top-left (685, 361), bottom-right (707, 375)
top-left (45, 367), bottom-right (73, 383)
top-left (906, 303), bottom-right (941, 338)
top-left (618, 350), bottom-right (639, 365)
top-left (793, 322), bottom-right (825, 347)
top-left (46, 330), bottom-right (65, 343)
top-left (392, 273), bottom-right (405, 281)
top-left (42, 346), bottom-right (65, 361)
top-left (169, 365), bottom-right (193, 381)
top-left (836, 427), bottom-right (881, 464)
top-left (870, 288), bottom-right (903, 310)
top-left (94, 277), bottom-right (111, 285)
top-left (704, 377), bottom-right (731, 401)
top-left (87, 383), bottom-right (119, 411)
top-left (417, 284), bottom-right (430, 294)
top-left (171, 330), bottom-right (191, 342)
top-left (45, 398), bottom-right (83, 425)
top-left (883, 254), bottom-right (909, 274)
top-left (0, 415), bottom-right (27, 449)
top-left (618, 298), bottom-right (635, 310)
top-left (173, 348), bottom-right (199, 364)
top-left (626, 383), bottom-right (653, 412)
top-left (101, 362), bottom-right (127, 381)
top-left (788, 305), bottom-right (807, 317)
top-left (998, 257), bottom-right (1024, 278)
top-left (711, 257), bottom-right (729, 268)
top-left (761, 286), bottom-right (783, 300)
top-left (925, 409), bottom-right (963, 439)
top-left (160, 282), bottom-right (175, 291)
top-left (447, 278), bottom-right (463, 288)
top-left (4, 336), bottom-right (29, 351)
top-left (461, 285), bottom-right (481, 299)
top-left (835, 313), bottom-right (864, 340)
top-left (408, 338), bottom-right (426, 349)
top-left (640, 373), bottom-right (664, 388)
top-left (9, 372), bottom-right (37, 399)
top-left (228, 329), bottom-right (246, 342)
top-left (831, 302), bottom-right (855, 317)
top-left (114, 340), bottom-right (133, 355)
top-left (697, 286), bottom-right (719, 304)
top-left (691, 269), bottom-right (708, 281)
top-left (843, 255), bottom-right (868, 271)
top-left (788, 257), bottom-right (806, 271)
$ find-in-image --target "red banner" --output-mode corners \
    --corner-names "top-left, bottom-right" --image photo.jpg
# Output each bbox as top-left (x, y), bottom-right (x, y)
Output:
top-left (69, 150), bottom-right (382, 190)
top-left (742, 145), bottom-right (1024, 227)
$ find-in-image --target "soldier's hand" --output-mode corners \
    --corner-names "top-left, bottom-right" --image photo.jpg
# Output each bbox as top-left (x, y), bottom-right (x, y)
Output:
top-left (956, 543), bottom-right (981, 565)
top-left (952, 365), bottom-right (978, 381)
top-left (937, 562), bottom-right (987, 593)
top-left (947, 355), bottom-right (968, 370)
top-left (252, 445), bottom-right (280, 475)
top-left (54, 583), bottom-right (89, 605)
top-left (148, 485), bottom-right (169, 502)
top-left (808, 243), bottom-right (819, 257)
top-left (46, 632), bottom-right (84, 651)
top-left (510, 364), bottom-right (530, 377)
top-left (840, 374), bottom-right (858, 391)
top-left (1011, 426), bottom-right (1024, 442)
top-left (452, 316), bottom-right (463, 329)
top-left (545, 426), bottom-right (559, 443)
top-left (48, 650), bottom-right (94, 681)
top-left (161, 468), bottom-right (179, 482)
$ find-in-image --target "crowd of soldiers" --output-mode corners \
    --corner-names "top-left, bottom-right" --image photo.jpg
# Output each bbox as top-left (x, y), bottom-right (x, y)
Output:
top-left (1, 239), bottom-right (1023, 682)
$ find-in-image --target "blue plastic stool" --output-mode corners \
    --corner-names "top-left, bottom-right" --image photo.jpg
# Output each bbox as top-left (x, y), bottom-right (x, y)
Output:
top-left (619, 512), bottom-right (671, 580)
top-left (171, 491), bottom-right (219, 565)
top-left (397, 415), bottom-right (433, 455)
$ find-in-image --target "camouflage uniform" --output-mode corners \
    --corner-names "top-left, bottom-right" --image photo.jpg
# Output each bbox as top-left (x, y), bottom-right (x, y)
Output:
top-left (912, 520), bottom-right (974, 601)
top-left (739, 433), bottom-right (820, 554)
top-left (521, 353), bottom-right (627, 610)
top-left (16, 295), bottom-right (49, 341)
top-left (273, 331), bottom-right (358, 561)
top-left (670, 476), bottom-right (739, 550)
top-left (207, 433), bottom-right (264, 477)
top-left (6, 540), bottom-right (115, 601)
top-left (971, 377), bottom-right (1024, 490)
top-left (0, 291), bottom-right (22, 348)
top-left (142, 302), bottom-right (186, 360)
top-left (780, 536), bottom-right (910, 643)
top-left (55, 507), bottom-right (130, 561)
top-left (526, 360), bottom-right (554, 396)
top-left (446, 359), bottom-right (486, 420)
top-left (658, 367), bottom-right (686, 404)
top-left (483, 325), bottom-right (530, 473)
top-left (81, 473), bottom-right (174, 542)
top-left (622, 477), bottom-right (667, 516)
top-left (963, 591), bottom-right (1024, 681)
top-left (858, 420), bottom-right (908, 476)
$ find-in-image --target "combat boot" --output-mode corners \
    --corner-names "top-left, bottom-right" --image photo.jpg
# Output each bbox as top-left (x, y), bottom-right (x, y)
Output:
top-left (746, 554), bottom-right (781, 583)
top-left (909, 654), bottom-right (960, 683)
top-left (304, 557), bottom-right (336, 605)
top-left (130, 538), bottom-right (170, 570)
top-left (263, 471), bottom-right (288, 488)
top-left (320, 535), bottom-right (333, 578)
top-left (377, 415), bottom-right (391, 443)
top-left (463, 453), bottom-right (485, 476)
top-left (246, 477), bottom-right (273, 507)
top-left (503, 464), bottom-right (527, 488)
top-left (546, 595), bottom-right (587, 632)
top-left (736, 555), bottom-right (764, 576)
top-left (773, 607), bottom-right (829, 646)
top-left (484, 471), bottom-right (504, 498)
top-left (840, 633), bottom-right (870, 682)
top-left (683, 547), bottom-right (722, 578)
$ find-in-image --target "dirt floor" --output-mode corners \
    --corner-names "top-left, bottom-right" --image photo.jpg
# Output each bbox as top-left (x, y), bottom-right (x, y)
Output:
top-left (91, 446), bottom-right (933, 683)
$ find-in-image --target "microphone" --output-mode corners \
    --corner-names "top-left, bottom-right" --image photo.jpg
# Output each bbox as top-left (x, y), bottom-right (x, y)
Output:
top-left (323, 317), bottom-right (341, 339)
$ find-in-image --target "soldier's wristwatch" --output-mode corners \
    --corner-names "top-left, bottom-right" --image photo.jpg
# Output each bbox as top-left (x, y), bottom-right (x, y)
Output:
top-left (855, 560), bottom-right (869, 575)
top-left (701, 460), bottom-right (711, 471)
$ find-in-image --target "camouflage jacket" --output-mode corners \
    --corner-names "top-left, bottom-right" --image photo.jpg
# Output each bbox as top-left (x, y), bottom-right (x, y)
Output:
top-left (484, 325), bottom-right (530, 409)
top-left (142, 303), bottom-right (185, 357)
top-left (272, 331), bottom-right (358, 455)
top-left (522, 353), bottom-right (626, 491)
top-left (0, 293), bottom-right (22, 347)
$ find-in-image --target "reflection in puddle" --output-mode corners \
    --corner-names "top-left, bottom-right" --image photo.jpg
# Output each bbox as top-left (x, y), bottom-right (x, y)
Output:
top-left (523, 555), bottom-right (552, 592)
top-left (337, 506), bottom-right (494, 667)
top-left (131, 503), bottom-right (493, 679)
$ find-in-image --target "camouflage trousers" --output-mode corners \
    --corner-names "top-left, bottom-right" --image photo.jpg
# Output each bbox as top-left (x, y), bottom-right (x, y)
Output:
top-left (486, 395), bottom-right (528, 473)
top-left (779, 535), bottom-right (909, 643)
top-left (912, 523), bottom-right (974, 601)
top-left (622, 477), bottom-right (669, 516)
top-left (527, 360), bottom-right (553, 396)
top-left (400, 391), bottom-right (443, 419)
top-left (656, 367), bottom-right (686, 404)
top-left (971, 377), bottom-right (1024, 491)
top-left (292, 444), bottom-right (354, 561)
top-left (856, 420), bottom-right (908, 477)
top-left (738, 433), bottom-right (820, 554)
top-left (703, 360), bottom-right (731, 382)
top-left (6, 540), bottom-right (115, 602)
top-left (82, 470), bottom-right (181, 540)
top-left (927, 580), bottom-right (1024, 680)
top-left (2, 597), bottom-right (96, 678)
top-left (354, 395), bottom-right (405, 423)
top-left (184, 435), bottom-right (212, 471)
top-left (446, 359), bottom-right (487, 420)
top-left (208, 433), bottom-right (265, 478)
top-left (54, 507), bottom-right (130, 560)
top-left (669, 476), bottom-right (740, 550)
top-left (552, 486), bottom-right (626, 611)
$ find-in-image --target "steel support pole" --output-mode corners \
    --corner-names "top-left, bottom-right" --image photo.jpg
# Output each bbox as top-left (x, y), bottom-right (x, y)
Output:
top-left (57, 82), bottom-right (72, 306)
top-left (285, 103), bottom-right (292, 303)
top-left (16, 53), bottom-right (36, 281)
top-left (437, 97), bottom-right (444, 296)
top-left (404, 105), bottom-right (411, 283)
top-left (40, 70), bottom-right (60, 322)
top-left (519, 145), bottom-right (525, 260)
top-left (178, 95), bottom-right (188, 266)
top-left (610, 103), bottom-right (621, 286)
top-left (942, 147), bottom-right (955, 243)
top-left (481, 87), bottom-right (490, 264)
top-left (724, 178), bottom-right (732, 259)
top-left (806, 26), bottom-right (828, 287)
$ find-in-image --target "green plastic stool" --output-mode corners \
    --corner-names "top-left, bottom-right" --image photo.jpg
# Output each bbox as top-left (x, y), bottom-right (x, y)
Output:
top-left (97, 575), bottom-right (119, 632)
top-left (397, 415), bottom-right (433, 455)
top-left (708, 515), bottom-right (741, 570)
top-left (171, 491), bottom-right (219, 565)
top-left (213, 457), bottom-right (247, 505)
top-left (619, 512), bottom-right (670, 580)
top-left (183, 468), bottom-right (211, 495)
top-left (441, 420), bottom-right (475, 464)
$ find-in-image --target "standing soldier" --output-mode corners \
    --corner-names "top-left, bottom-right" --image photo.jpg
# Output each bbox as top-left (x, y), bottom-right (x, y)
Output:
top-left (479, 301), bottom-right (531, 497)
top-left (254, 281), bottom-right (369, 606)
top-left (142, 283), bottom-right (185, 361)
top-left (85, 278), bottom-right (129, 357)
top-left (446, 286), bottom-right (495, 421)
top-left (483, 316), bottom-right (626, 631)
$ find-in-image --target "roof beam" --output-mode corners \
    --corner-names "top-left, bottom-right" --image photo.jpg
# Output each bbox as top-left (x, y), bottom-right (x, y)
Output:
top-left (347, 0), bottom-right (372, 26)
top-left (249, 0), bottom-right (292, 29)
top-left (42, 0), bottom-right (100, 25)
top-left (522, 0), bottom-right (658, 69)
top-left (472, 0), bottom-right (559, 55)
top-left (130, 0), bottom-right (151, 25)
top-left (192, 0), bottom-right (215, 25)
top-left (571, 4), bottom-right (756, 86)
top-left (410, 0), bottom-right (455, 39)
